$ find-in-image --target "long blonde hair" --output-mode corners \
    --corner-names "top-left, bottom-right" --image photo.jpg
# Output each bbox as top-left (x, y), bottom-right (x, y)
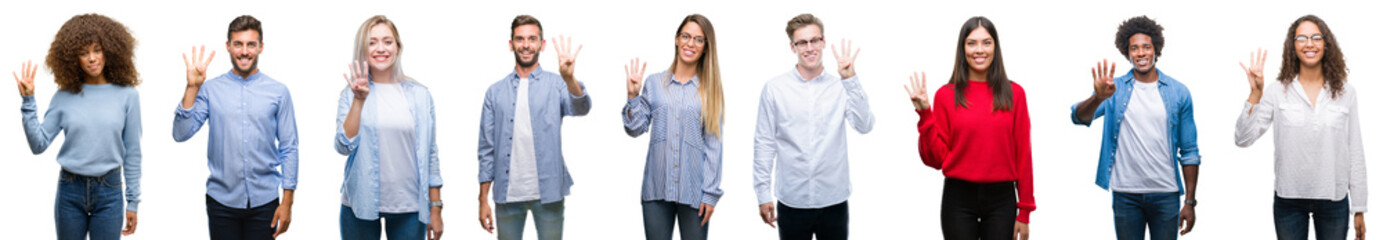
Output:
top-left (669, 14), bottom-right (724, 137)
top-left (353, 15), bottom-right (414, 83)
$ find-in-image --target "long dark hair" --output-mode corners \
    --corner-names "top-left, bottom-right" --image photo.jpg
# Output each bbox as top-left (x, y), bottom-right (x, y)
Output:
top-left (1278, 14), bottom-right (1347, 99)
top-left (948, 16), bottom-right (1012, 111)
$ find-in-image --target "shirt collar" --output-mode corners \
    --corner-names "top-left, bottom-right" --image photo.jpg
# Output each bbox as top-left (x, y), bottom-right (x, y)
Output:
top-left (1120, 68), bottom-right (1168, 86)
top-left (508, 65), bottom-right (545, 85)
top-left (790, 66), bottom-right (830, 83)
top-left (664, 72), bottom-right (700, 88)
top-left (226, 69), bottom-right (264, 83)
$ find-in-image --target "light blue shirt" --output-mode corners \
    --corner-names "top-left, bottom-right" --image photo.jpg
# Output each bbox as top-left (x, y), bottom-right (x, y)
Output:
top-left (335, 80), bottom-right (442, 223)
top-left (22, 83), bottom-right (142, 212)
top-left (623, 71), bottom-right (724, 208)
top-left (1070, 68), bottom-right (1200, 194)
top-left (478, 65), bottom-right (591, 204)
top-left (174, 71), bottom-right (299, 209)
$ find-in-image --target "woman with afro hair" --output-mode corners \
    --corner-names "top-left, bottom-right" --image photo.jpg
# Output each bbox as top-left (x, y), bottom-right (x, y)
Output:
top-left (14, 13), bottom-right (142, 240)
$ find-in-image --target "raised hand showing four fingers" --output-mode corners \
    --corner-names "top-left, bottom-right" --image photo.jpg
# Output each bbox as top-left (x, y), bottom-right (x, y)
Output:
top-left (183, 45), bottom-right (216, 87)
top-left (1092, 59), bottom-right (1116, 99)
top-left (831, 39), bottom-right (861, 79)
top-left (1240, 48), bottom-right (1268, 93)
top-left (14, 60), bottom-right (37, 96)
top-left (625, 58), bottom-right (647, 100)
top-left (344, 60), bottom-right (370, 100)
top-left (553, 35), bottom-right (583, 81)
top-left (905, 72), bottom-right (929, 111)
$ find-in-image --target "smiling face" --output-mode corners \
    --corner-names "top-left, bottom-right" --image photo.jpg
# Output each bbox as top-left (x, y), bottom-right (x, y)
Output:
top-left (790, 24), bottom-right (824, 70)
top-left (79, 43), bottom-right (105, 78)
top-left (366, 24), bottom-right (399, 73)
top-left (227, 30), bottom-right (262, 75)
top-left (964, 27), bottom-right (994, 74)
top-left (1294, 21), bottom-right (1326, 68)
top-left (676, 22), bottom-right (706, 66)
top-left (1127, 33), bottom-right (1157, 73)
top-left (510, 24), bottom-right (543, 68)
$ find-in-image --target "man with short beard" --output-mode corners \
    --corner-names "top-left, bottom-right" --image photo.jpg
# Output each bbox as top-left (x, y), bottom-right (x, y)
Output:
top-left (173, 15), bottom-right (299, 240)
top-left (476, 15), bottom-right (590, 240)
top-left (1070, 16), bottom-right (1200, 240)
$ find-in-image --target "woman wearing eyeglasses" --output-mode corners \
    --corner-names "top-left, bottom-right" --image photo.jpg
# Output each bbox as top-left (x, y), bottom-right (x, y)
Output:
top-left (1235, 15), bottom-right (1366, 240)
top-left (621, 14), bottom-right (724, 240)
top-left (335, 15), bottom-right (444, 240)
top-left (906, 16), bottom-right (1033, 240)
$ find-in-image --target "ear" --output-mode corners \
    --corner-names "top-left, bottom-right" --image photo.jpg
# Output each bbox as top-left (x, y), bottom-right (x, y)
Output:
top-left (538, 39), bottom-right (546, 52)
top-left (508, 39), bottom-right (515, 53)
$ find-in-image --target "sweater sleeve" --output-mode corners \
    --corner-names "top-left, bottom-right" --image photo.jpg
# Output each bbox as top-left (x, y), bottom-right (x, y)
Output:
top-left (917, 87), bottom-right (952, 170)
top-left (1012, 84), bottom-right (1036, 223)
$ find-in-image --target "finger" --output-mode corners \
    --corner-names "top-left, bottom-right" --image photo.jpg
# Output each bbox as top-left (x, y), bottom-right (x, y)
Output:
top-left (640, 61), bottom-right (647, 77)
top-left (831, 44), bottom-right (839, 61)
top-left (198, 45), bottom-right (207, 65)
top-left (203, 51), bottom-right (216, 69)
top-left (851, 47), bottom-right (862, 63)
top-left (573, 44), bottom-right (583, 60)
top-left (701, 211), bottom-right (711, 226)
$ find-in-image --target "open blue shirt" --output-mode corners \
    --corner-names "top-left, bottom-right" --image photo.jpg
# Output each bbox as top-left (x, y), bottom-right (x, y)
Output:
top-left (478, 66), bottom-right (591, 204)
top-left (174, 71), bottom-right (299, 209)
top-left (335, 80), bottom-right (443, 223)
top-left (1070, 68), bottom-right (1201, 194)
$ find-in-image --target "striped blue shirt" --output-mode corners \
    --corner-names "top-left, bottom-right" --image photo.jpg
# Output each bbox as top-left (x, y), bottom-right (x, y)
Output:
top-left (623, 71), bottom-right (724, 208)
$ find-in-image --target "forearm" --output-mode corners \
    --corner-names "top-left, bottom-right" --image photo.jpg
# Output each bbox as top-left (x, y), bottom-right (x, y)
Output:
top-left (430, 187), bottom-right (442, 213)
top-left (564, 79), bottom-right (583, 97)
top-left (181, 85), bottom-right (200, 110)
top-left (343, 98), bottom-right (364, 138)
top-left (1074, 95), bottom-right (1104, 124)
top-left (1182, 165), bottom-right (1198, 201)
top-left (280, 189), bottom-right (295, 206)
top-left (478, 182), bottom-right (492, 204)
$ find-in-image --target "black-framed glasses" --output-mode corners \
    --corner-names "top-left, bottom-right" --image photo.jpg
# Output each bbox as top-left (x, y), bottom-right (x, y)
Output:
top-left (678, 33), bottom-right (706, 46)
top-left (792, 37), bottom-right (825, 49)
top-left (1294, 34), bottom-right (1325, 43)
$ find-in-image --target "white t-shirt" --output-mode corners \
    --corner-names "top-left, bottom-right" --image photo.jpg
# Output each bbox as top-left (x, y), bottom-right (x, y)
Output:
top-left (1111, 80), bottom-right (1178, 193)
top-left (373, 83), bottom-right (420, 213)
top-left (507, 78), bottom-right (541, 202)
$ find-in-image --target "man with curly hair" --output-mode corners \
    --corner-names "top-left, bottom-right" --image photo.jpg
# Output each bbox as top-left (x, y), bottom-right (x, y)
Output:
top-left (1070, 16), bottom-right (1201, 240)
top-left (15, 13), bottom-right (143, 240)
top-left (172, 15), bottom-right (299, 240)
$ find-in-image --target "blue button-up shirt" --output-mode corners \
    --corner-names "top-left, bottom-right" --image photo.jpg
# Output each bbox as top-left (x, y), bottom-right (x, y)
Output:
top-left (174, 71), bottom-right (299, 209)
top-left (623, 71), bottom-right (724, 208)
top-left (478, 66), bottom-right (591, 204)
top-left (1070, 69), bottom-right (1200, 194)
top-left (335, 80), bottom-right (443, 223)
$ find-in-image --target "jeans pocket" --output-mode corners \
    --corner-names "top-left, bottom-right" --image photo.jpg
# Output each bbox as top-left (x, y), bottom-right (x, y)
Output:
top-left (100, 173), bottom-right (122, 189)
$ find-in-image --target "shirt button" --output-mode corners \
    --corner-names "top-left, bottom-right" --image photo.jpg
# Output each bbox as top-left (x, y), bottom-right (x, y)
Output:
top-left (674, 164), bottom-right (678, 168)
top-left (675, 149), bottom-right (679, 153)
top-left (674, 181), bottom-right (678, 184)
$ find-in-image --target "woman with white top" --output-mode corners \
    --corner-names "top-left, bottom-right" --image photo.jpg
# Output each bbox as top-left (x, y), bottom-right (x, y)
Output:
top-left (335, 15), bottom-right (444, 240)
top-left (1235, 14), bottom-right (1366, 240)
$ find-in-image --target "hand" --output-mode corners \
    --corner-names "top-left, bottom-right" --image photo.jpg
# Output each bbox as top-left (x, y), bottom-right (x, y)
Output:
top-left (1179, 204), bottom-right (1196, 235)
top-left (13, 60), bottom-right (36, 96)
top-left (1013, 221), bottom-right (1029, 240)
top-left (183, 45), bottom-right (216, 88)
top-left (428, 207), bottom-right (444, 240)
top-left (625, 58), bottom-right (647, 99)
top-left (270, 204), bottom-right (292, 238)
top-left (1092, 59), bottom-right (1116, 100)
top-left (1240, 48), bottom-right (1268, 104)
top-left (904, 72), bottom-right (930, 110)
top-left (553, 35), bottom-right (582, 81)
top-left (1356, 213), bottom-right (1366, 240)
top-left (121, 210), bottom-right (137, 236)
top-left (758, 203), bottom-right (777, 228)
top-left (479, 202), bottom-right (495, 233)
top-left (344, 60), bottom-right (370, 100)
top-left (831, 38), bottom-right (861, 79)
top-left (698, 203), bottom-right (715, 226)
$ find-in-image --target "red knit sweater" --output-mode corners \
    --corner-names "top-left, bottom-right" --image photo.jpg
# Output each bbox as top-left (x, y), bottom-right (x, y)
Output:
top-left (917, 81), bottom-right (1035, 223)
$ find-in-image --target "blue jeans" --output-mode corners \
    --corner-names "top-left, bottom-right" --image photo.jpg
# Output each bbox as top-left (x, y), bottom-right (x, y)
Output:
top-left (496, 200), bottom-right (564, 240)
top-left (340, 205), bottom-right (425, 240)
top-left (1274, 194), bottom-right (1350, 240)
top-left (1112, 192), bottom-right (1181, 240)
top-left (641, 201), bottom-right (707, 240)
top-left (55, 169), bottom-right (124, 240)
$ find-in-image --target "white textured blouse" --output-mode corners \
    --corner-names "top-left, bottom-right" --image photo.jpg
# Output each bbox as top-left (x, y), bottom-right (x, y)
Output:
top-left (1235, 78), bottom-right (1367, 213)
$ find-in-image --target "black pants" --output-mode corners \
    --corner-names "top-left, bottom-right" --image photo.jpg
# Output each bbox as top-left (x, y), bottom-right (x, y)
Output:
top-left (778, 201), bottom-right (848, 240)
top-left (206, 195), bottom-right (279, 240)
top-left (941, 178), bottom-right (1017, 240)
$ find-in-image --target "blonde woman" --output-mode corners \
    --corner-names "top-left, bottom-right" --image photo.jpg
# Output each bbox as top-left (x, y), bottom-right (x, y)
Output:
top-left (335, 15), bottom-right (443, 240)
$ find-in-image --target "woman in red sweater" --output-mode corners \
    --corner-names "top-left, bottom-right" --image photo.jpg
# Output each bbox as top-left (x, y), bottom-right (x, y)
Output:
top-left (905, 16), bottom-right (1034, 240)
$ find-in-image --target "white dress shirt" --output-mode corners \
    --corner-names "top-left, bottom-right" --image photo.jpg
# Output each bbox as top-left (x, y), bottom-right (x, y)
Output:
top-left (1236, 78), bottom-right (1367, 213)
top-left (753, 69), bottom-right (874, 209)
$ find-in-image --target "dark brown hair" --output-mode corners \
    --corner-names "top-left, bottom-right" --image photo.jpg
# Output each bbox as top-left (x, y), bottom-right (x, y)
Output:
top-left (948, 16), bottom-right (1012, 111)
top-left (785, 13), bottom-right (823, 39)
top-left (1278, 14), bottom-right (1347, 99)
top-left (227, 15), bottom-right (262, 42)
top-left (45, 13), bottom-right (139, 94)
top-left (511, 15), bottom-right (542, 39)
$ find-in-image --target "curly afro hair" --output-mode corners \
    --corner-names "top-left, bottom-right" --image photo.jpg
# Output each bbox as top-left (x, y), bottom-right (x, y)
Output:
top-left (1115, 16), bottom-right (1164, 59)
top-left (45, 13), bottom-right (139, 94)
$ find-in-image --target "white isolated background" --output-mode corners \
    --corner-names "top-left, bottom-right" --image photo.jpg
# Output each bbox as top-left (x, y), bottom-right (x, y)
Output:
top-left (0, 0), bottom-right (1377, 239)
